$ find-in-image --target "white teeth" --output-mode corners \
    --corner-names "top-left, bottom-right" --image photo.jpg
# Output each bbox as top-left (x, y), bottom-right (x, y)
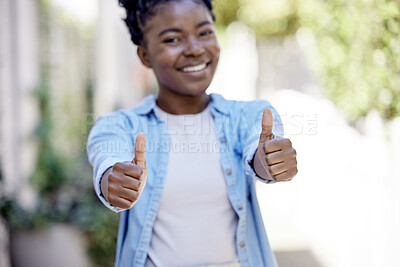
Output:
top-left (181, 63), bottom-right (207, 73)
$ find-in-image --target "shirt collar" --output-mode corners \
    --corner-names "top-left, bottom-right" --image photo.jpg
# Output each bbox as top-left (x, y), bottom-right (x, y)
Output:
top-left (133, 93), bottom-right (229, 117)
top-left (134, 94), bottom-right (157, 115)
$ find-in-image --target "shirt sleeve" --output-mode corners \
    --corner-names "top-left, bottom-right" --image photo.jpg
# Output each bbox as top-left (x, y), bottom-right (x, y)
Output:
top-left (240, 101), bottom-right (284, 184)
top-left (86, 112), bottom-right (135, 212)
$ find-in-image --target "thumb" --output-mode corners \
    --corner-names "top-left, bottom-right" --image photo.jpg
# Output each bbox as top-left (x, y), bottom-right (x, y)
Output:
top-left (259, 108), bottom-right (274, 145)
top-left (133, 132), bottom-right (146, 170)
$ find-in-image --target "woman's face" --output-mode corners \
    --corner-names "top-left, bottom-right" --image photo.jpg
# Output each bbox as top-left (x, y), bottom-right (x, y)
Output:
top-left (138, 0), bottom-right (220, 97)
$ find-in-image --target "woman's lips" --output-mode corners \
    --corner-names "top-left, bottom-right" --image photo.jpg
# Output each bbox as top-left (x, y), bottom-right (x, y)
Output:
top-left (178, 62), bottom-right (210, 73)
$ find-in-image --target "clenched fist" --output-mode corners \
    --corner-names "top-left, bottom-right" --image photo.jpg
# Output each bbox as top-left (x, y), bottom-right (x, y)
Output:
top-left (253, 108), bottom-right (298, 182)
top-left (101, 133), bottom-right (147, 209)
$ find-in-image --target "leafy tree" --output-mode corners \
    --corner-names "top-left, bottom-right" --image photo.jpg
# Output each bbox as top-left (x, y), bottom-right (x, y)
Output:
top-left (214, 0), bottom-right (400, 121)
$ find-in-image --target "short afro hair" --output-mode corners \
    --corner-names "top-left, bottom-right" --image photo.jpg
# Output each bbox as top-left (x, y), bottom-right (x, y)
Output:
top-left (118, 0), bottom-right (215, 45)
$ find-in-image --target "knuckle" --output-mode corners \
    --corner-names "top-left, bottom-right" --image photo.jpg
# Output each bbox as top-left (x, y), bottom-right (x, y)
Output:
top-left (135, 179), bottom-right (141, 189)
top-left (125, 179), bottom-right (135, 189)
top-left (113, 162), bottom-right (123, 172)
top-left (127, 193), bottom-right (136, 203)
top-left (284, 138), bottom-right (292, 147)
top-left (108, 184), bottom-right (117, 194)
top-left (138, 166), bottom-right (144, 176)
top-left (133, 178), bottom-right (141, 187)
top-left (133, 165), bottom-right (143, 176)
top-left (128, 165), bottom-right (143, 178)
top-left (269, 166), bottom-right (277, 175)
top-left (120, 202), bottom-right (129, 209)
top-left (263, 140), bottom-right (274, 153)
top-left (262, 142), bottom-right (268, 152)
top-left (108, 173), bottom-right (117, 183)
top-left (108, 194), bottom-right (116, 203)
top-left (265, 154), bottom-right (272, 164)
top-left (130, 162), bottom-right (139, 170)
top-left (125, 195), bottom-right (134, 202)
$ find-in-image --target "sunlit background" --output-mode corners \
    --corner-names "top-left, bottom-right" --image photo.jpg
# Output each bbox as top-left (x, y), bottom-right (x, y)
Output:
top-left (1, 0), bottom-right (399, 266)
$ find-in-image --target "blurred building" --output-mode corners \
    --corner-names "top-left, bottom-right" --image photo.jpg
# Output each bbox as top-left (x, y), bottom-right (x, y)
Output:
top-left (1, 1), bottom-right (41, 266)
top-left (0, 0), bottom-right (40, 203)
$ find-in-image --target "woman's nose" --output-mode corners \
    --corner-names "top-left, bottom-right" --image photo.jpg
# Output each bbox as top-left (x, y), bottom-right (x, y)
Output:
top-left (183, 37), bottom-right (205, 57)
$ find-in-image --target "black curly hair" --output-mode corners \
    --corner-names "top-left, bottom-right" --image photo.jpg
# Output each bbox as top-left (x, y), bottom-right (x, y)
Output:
top-left (118, 0), bottom-right (215, 46)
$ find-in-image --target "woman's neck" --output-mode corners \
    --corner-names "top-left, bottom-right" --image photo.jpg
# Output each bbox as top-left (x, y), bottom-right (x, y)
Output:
top-left (156, 91), bottom-right (210, 115)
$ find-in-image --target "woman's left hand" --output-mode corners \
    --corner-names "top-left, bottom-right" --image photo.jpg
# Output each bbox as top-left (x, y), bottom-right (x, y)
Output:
top-left (253, 108), bottom-right (298, 182)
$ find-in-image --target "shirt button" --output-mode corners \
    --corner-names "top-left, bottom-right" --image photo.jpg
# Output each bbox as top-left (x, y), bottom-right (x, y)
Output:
top-left (221, 138), bottom-right (226, 144)
top-left (226, 169), bottom-right (232, 175)
top-left (240, 241), bottom-right (245, 248)
top-left (237, 204), bottom-right (243, 210)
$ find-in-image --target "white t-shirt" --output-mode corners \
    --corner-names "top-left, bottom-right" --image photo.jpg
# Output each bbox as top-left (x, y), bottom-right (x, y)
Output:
top-left (145, 104), bottom-right (239, 267)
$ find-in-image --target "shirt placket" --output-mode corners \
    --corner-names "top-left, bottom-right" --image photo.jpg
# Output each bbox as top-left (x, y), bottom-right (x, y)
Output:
top-left (211, 109), bottom-right (250, 266)
top-left (134, 116), bottom-right (170, 267)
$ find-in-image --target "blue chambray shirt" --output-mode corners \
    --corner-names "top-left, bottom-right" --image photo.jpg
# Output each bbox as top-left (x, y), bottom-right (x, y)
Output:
top-left (87, 93), bottom-right (283, 267)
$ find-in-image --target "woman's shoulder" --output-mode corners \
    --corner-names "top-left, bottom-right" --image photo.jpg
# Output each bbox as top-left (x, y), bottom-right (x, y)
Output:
top-left (210, 93), bottom-right (274, 115)
top-left (97, 95), bottom-right (156, 120)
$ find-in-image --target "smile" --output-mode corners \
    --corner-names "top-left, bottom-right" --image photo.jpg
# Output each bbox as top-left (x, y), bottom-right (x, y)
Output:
top-left (179, 62), bottom-right (209, 73)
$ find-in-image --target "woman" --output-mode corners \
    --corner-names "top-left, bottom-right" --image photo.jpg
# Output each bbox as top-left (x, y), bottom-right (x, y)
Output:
top-left (87, 1), bottom-right (298, 266)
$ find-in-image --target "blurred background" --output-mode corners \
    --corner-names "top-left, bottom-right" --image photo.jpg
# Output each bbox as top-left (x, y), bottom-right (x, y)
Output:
top-left (0, 0), bottom-right (399, 266)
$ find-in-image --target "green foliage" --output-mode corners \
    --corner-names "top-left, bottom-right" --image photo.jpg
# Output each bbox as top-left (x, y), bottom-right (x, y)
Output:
top-left (0, 79), bottom-right (118, 266)
top-left (213, 0), bottom-right (241, 27)
top-left (299, 0), bottom-right (400, 121)
top-left (0, 1), bottom-right (119, 266)
top-left (74, 196), bottom-right (119, 267)
top-left (0, 199), bottom-right (37, 229)
top-left (214, 0), bottom-right (299, 37)
top-left (214, 0), bottom-right (400, 121)
top-left (31, 82), bottom-right (68, 195)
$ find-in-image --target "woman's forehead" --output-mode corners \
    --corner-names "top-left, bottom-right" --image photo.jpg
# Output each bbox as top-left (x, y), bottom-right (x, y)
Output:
top-left (143, 1), bottom-right (213, 33)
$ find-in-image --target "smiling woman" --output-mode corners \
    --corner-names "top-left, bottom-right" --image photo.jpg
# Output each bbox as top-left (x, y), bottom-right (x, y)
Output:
top-left (129, 0), bottom-right (220, 114)
top-left (86, 0), bottom-right (298, 266)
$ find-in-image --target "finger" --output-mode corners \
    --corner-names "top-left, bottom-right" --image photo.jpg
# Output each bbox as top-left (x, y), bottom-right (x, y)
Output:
top-left (263, 138), bottom-right (292, 154)
top-left (259, 108), bottom-right (274, 146)
top-left (123, 164), bottom-right (143, 180)
top-left (274, 171), bottom-right (293, 182)
top-left (133, 133), bottom-right (146, 170)
top-left (269, 159), bottom-right (297, 176)
top-left (119, 187), bottom-right (139, 202)
top-left (121, 176), bottom-right (141, 191)
top-left (265, 147), bottom-right (296, 165)
top-left (108, 195), bottom-right (132, 210)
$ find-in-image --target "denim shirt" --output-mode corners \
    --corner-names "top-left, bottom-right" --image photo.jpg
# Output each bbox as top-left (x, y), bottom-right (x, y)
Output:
top-left (87, 93), bottom-right (283, 267)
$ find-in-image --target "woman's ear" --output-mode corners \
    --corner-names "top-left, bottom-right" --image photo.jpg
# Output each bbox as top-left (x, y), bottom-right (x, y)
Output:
top-left (137, 45), bottom-right (152, 68)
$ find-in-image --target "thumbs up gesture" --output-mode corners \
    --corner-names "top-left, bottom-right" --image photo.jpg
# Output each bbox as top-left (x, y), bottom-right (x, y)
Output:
top-left (253, 108), bottom-right (298, 182)
top-left (101, 133), bottom-right (147, 209)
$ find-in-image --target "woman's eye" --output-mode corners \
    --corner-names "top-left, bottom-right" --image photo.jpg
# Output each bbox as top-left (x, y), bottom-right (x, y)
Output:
top-left (200, 30), bottom-right (213, 37)
top-left (164, 38), bottom-right (180, 43)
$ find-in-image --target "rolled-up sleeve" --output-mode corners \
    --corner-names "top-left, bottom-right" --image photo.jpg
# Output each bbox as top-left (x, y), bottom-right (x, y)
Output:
top-left (86, 112), bottom-right (135, 212)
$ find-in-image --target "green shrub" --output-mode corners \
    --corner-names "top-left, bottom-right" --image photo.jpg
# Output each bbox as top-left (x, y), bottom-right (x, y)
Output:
top-left (214, 0), bottom-right (400, 122)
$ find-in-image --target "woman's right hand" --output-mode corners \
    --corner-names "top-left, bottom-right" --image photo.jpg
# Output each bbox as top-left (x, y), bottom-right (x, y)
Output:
top-left (101, 133), bottom-right (147, 209)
